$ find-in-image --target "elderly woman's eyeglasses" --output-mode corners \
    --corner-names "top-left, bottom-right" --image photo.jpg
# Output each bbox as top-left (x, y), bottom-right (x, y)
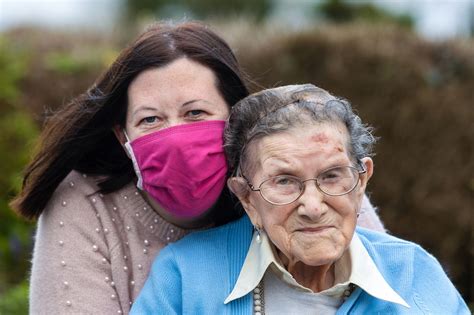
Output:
top-left (243, 165), bottom-right (366, 205)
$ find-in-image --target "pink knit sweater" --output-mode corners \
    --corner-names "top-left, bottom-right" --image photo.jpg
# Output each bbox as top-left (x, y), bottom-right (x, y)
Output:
top-left (29, 170), bottom-right (384, 314)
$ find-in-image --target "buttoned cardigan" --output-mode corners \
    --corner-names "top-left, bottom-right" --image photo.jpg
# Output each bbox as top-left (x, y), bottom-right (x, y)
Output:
top-left (131, 215), bottom-right (469, 314)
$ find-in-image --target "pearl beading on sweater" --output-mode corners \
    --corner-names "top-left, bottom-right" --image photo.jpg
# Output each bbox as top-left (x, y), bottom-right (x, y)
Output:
top-left (46, 172), bottom-right (188, 314)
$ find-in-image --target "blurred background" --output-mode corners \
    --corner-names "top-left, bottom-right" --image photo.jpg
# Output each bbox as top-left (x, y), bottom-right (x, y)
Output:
top-left (0, 0), bottom-right (473, 313)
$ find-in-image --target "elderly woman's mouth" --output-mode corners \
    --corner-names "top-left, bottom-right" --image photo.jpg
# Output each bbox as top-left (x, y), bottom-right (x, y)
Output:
top-left (295, 226), bottom-right (335, 234)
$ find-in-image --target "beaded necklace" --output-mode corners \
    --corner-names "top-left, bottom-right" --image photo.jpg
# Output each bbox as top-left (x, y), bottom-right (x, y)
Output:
top-left (253, 281), bottom-right (265, 315)
top-left (253, 280), bottom-right (356, 314)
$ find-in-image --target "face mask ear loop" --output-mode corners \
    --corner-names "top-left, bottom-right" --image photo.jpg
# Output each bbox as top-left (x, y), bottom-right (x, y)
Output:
top-left (123, 129), bottom-right (144, 190)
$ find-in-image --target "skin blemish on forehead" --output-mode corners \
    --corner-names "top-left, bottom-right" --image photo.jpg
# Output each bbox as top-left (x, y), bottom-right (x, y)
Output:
top-left (327, 123), bottom-right (350, 154)
top-left (309, 130), bottom-right (347, 156)
top-left (310, 133), bottom-right (330, 144)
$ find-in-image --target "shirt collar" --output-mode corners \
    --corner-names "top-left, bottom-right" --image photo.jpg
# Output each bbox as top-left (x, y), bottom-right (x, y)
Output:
top-left (224, 229), bottom-right (274, 303)
top-left (225, 230), bottom-right (409, 308)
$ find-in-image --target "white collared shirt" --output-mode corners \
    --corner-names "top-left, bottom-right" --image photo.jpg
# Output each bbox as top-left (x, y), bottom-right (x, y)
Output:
top-left (225, 230), bottom-right (409, 309)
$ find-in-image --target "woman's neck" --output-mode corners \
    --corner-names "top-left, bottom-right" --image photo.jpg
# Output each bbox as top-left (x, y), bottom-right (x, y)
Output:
top-left (278, 251), bottom-right (335, 293)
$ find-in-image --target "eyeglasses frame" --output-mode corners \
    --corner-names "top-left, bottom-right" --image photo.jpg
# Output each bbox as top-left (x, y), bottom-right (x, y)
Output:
top-left (241, 164), bottom-right (367, 206)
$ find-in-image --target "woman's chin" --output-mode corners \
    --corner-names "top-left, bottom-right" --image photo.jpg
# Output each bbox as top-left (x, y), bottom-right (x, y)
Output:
top-left (290, 241), bottom-right (345, 268)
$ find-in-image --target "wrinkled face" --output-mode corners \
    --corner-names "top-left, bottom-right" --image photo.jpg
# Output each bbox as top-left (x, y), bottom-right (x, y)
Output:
top-left (238, 122), bottom-right (372, 267)
top-left (124, 57), bottom-right (229, 141)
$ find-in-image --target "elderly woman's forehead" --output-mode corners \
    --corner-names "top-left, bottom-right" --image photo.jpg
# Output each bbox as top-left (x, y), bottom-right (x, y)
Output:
top-left (251, 122), bottom-right (349, 153)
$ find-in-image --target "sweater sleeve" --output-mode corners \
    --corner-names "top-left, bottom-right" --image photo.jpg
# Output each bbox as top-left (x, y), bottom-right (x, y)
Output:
top-left (357, 194), bottom-right (385, 232)
top-left (29, 174), bottom-right (121, 314)
top-left (130, 246), bottom-right (182, 314)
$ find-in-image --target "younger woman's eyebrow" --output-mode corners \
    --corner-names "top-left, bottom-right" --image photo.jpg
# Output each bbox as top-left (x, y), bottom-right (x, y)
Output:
top-left (131, 106), bottom-right (157, 119)
top-left (182, 99), bottom-right (213, 107)
top-left (182, 99), bottom-right (200, 107)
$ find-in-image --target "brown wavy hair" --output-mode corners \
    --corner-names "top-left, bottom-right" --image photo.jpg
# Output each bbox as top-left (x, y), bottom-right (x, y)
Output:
top-left (11, 21), bottom-right (249, 222)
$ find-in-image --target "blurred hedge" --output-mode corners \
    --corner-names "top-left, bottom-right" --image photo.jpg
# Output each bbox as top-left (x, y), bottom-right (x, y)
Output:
top-left (0, 34), bottom-right (37, 283)
top-left (0, 29), bottom-right (116, 313)
top-left (1, 22), bottom-right (472, 308)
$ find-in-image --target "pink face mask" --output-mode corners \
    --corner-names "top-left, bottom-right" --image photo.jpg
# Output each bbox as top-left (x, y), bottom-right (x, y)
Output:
top-left (124, 120), bottom-right (228, 218)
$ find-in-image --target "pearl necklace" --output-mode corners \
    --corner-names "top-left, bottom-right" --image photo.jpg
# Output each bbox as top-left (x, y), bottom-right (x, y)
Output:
top-left (253, 281), bottom-right (356, 314)
top-left (253, 281), bottom-right (265, 315)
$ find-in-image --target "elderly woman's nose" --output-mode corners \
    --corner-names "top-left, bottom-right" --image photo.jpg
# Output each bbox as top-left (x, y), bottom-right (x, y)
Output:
top-left (296, 181), bottom-right (326, 219)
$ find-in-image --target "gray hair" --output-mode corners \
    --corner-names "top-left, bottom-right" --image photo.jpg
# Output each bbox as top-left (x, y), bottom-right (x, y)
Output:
top-left (224, 84), bottom-right (377, 175)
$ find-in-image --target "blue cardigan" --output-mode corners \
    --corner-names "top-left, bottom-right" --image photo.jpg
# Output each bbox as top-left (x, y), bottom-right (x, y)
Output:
top-left (131, 215), bottom-right (469, 314)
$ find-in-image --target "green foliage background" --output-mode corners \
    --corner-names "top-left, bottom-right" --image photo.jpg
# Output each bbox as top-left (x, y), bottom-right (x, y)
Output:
top-left (0, 36), bottom-right (38, 313)
top-left (0, 1), bottom-right (472, 313)
top-left (0, 30), bottom-right (115, 313)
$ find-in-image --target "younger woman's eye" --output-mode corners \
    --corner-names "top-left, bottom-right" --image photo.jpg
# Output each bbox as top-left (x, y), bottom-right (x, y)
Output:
top-left (187, 110), bottom-right (205, 117)
top-left (141, 116), bottom-right (158, 124)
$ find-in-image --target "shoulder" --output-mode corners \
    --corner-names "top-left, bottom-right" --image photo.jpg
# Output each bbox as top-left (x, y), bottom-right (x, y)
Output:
top-left (56, 170), bottom-right (100, 197)
top-left (35, 170), bottom-right (122, 248)
top-left (354, 227), bottom-right (469, 312)
top-left (356, 226), bottom-right (414, 246)
top-left (141, 216), bottom-right (253, 314)
top-left (165, 215), bottom-right (252, 259)
top-left (46, 170), bottom-right (100, 209)
top-left (35, 170), bottom-right (132, 251)
top-left (149, 215), bottom-right (253, 280)
top-left (355, 227), bottom-right (453, 288)
top-left (355, 227), bottom-right (436, 270)
top-left (180, 215), bottom-right (251, 244)
top-left (39, 170), bottom-right (102, 224)
top-left (355, 227), bottom-right (452, 268)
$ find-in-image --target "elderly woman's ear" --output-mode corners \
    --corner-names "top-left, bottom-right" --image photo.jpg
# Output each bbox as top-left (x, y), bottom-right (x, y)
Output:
top-left (227, 177), bottom-right (261, 225)
top-left (227, 177), bottom-right (249, 203)
top-left (359, 157), bottom-right (374, 193)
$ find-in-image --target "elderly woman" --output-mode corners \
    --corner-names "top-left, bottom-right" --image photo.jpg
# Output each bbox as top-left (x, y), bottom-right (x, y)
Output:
top-left (131, 84), bottom-right (468, 314)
